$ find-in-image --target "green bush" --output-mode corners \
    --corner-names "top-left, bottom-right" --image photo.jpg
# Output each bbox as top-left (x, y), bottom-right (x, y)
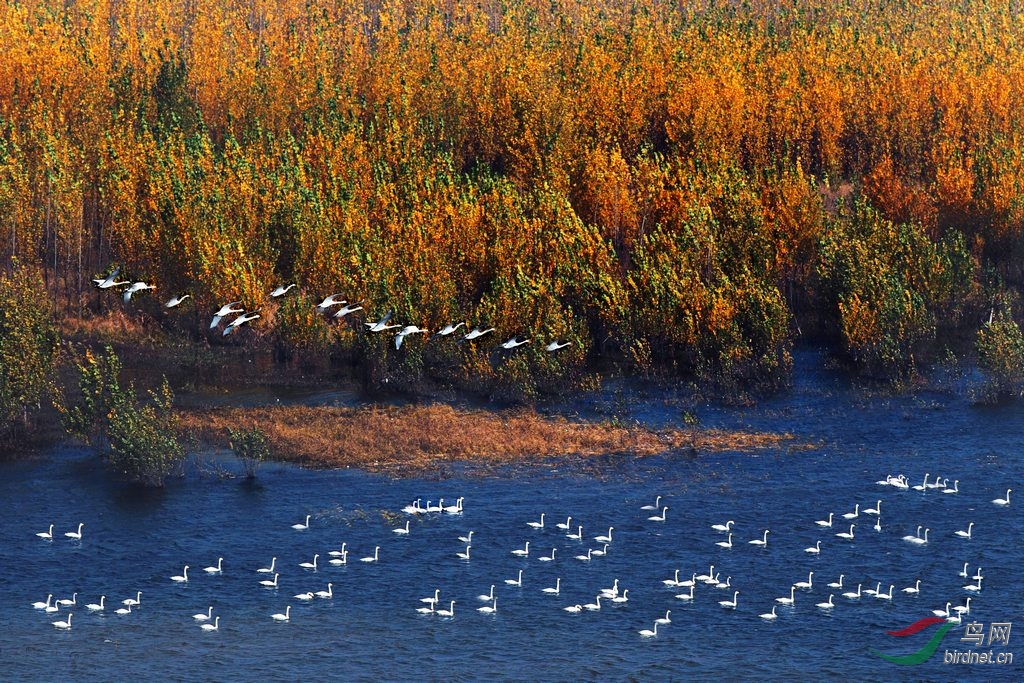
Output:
top-left (976, 312), bottom-right (1024, 400)
top-left (228, 426), bottom-right (271, 478)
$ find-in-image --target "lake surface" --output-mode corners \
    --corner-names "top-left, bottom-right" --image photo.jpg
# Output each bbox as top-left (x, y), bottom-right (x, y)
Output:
top-left (3, 351), bottom-right (1021, 681)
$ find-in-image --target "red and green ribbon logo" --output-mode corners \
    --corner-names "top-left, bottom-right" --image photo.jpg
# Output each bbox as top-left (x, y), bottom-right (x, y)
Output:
top-left (871, 617), bottom-right (955, 665)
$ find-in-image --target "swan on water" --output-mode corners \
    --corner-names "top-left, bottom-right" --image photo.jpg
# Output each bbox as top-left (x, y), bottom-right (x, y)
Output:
top-left (456, 545), bottom-right (471, 560)
top-left (394, 521), bottom-right (411, 535)
top-left (292, 515), bottom-right (311, 530)
top-left (864, 500), bottom-right (881, 516)
top-left (835, 524), bottom-right (855, 540)
top-left (33, 595), bottom-right (53, 610)
top-left (539, 548), bottom-right (557, 562)
top-left (542, 578), bottom-right (561, 595)
top-left (711, 520), bottom-right (734, 532)
top-left (85, 596), bottom-right (106, 612)
top-left (477, 598), bottom-right (497, 614)
top-left (200, 616), bottom-right (220, 631)
top-left (477, 586), bottom-right (494, 602)
top-left (816, 594), bottom-right (835, 610)
top-left (504, 570), bottom-right (523, 587)
top-left (594, 527), bottom-right (613, 544)
top-left (170, 566), bottom-right (189, 583)
top-left (271, 606), bottom-right (291, 622)
top-left (638, 622), bottom-right (659, 638)
top-left (717, 534), bottom-right (734, 549)
top-left (193, 606), bottom-right (213, 621)
top-left (749, 530), bottom-right (770, 546)
top-left (827, 575), bottom-right (844, 589)
top-left (647, 506), bottom-right (668, 522)
top-left (52, 613), bottom-right (72, 630)
top-left (906, 528), bottom-right (929, 545)
top-left (260, 573), bottom-right (280, 588)
top-left (718, 591), bottom-right (739, 609)
top-left (842, 584), bottom-right (862, 600)
top-left (993, 489), bottom-right (1012, 506)
top-left (760, 606), bottom-right (778, 620)
top-left (36, 524), bottom-right (54, 540)
top-left (258, 558), bottom-right (277, 573)
top-left (815, 513), bottom-right (833, 528)
top-left (527, 514), bottom-right (545, 530)
top-left (511, 541), bottom-right (530, 557)
top-left (954, 522), bottom-right (973, 539)
top-left (874, 585), bottom-right (895, 601)
top-left (299, 554), bottom-right (319, 570)
top-left (902, 580), bottom-right (921, 594)
top-left (794, 572), bottom-right (814, 590)
top-left (640, 496), bottom-right (662, 511)
top-left (436, 601), bottom-right (456, 618)
top-left (123, 591), bottom-right (142, 606)
top-left (204, 558), bottom-right (224, 574)
top-left (360, 547), bottom-right (380, 563)
top-left (842, 504), bottom-right (859, 520)
top-left (591, 544), bottom-right (609, 557)
top-left (776, 586), bottom-right (796, 606)
top-left (65, 523), bottom-right (84, 540)
top-left (655, 610), bottom-right (672, 625)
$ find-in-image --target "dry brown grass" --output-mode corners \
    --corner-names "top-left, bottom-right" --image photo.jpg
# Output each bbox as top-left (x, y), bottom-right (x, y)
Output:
top-left (178, 403), bottom-right (799, 474)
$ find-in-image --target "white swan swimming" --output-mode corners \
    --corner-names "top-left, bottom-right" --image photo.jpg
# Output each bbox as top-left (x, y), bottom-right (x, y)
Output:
top-left (294, 591), bottom-right (315, 601)
top-left (511, 541), bottom-right (530, 557)
top-left (260, 573), bottom-right (280, 588)
top-left (563, 604), bottom-right (583, 613)
top-left (874, 585), bottom-right (895, 601)
top-left (718, 590), bottom-right (739, 608)
top-left (575, 548), bottom-right (592, 562)
top-left (33, 594), bottom-right (53, 610)
top-left (873, 516), bottom-right (882, 532)
top-left (712, 520), bottom-right (735, 532)
top-left (542, 578), bottom-right (561, 595)
top-left (271, 606), bottom-right (291, 622)
top-left (436, 601), bottom-right (456, 618)
top-left (954, 522), bottom-right (973, 539)
top-left (114, 603), bottom-right (132, 616)
top-left (953, 598), bottom-right (973, 615)
top-left (422, 589), bottom-right (441, 605)
top-left (776, 586), bottom-right (796, 606)
top-left (328, 543), bottom-right (348, 558)
top-left (993, 488), bottom-right (1012, 506)
top-left (477, 598), bottom-right (497, 614)
top-left (828, 575), bottom-right (844, 589)
top-left (170, 566), bottom-right (189, 583)
top-left (555, 516), bottom-right (572, 531)
top-left (958, 562), bottom-right (969, 578)
top-left (963, 577), bottom-right (983, 592)
top-left (864, 500), bottom-right (881, 516)
top-left (842, 584), bottom-right (862, 600)
top-left (942, 480), bottom-right (959, 494)
top-left (842, 504), bottom-right (859, 520)
top-left (583, 595), bottom-right (602, 611)
top-left (402, 499), bottom-right (423, 515)
top-left (804, 540), bottom-right (821, 554)
top-left (794, 572), bottom-right (814, 590)
top-left (612, 589), bottom-right (630, 604)
top-left (972, 567), bottom-right (984, 580)
top-left (695, 565), bottom-right (715, 582)
top-left (443, 497), bottom-right (464, 514)
top-left (591, 544), bottom-right (609, 557)
top-left (458, 530), bottom-right (474, 544)
top-left (662, 570), bottom-right (681, 587)
top-left (328, 551), bottom-right (348, 566)
top-left (901, 525), bottom-right (922, 542)
top-left (539, 548), bottom-right (557, 562)
top-left (204, 558), bottom-right (224, 574)
top-left (65, 523), bottom-right (84, 540)
top-left (594, 527), bottom-right (614, 544)
top-left (456, 545), bottom-right (472, 560)
top-left (85, 596), bottom-right (105, 611)
top-left (647, 506), bottom-right (668, 522)
top-left (906, 528), bottom-right (929, 545)
top-left (45, 600), bottom-right (60, 613)
top-left (864, 582), bottom-right (881, 596)
top-left (360, 547), bottom-right (380, 563)
top-left (716, 576), bottom-right (732, 590)
top-left (600, 578), bottom-right (620, 598)
top-left (292, 515), bottom-right (311, 530)
top-left (416, 603), bottom-right (436, 615)
top-left (200, 616), bottom-right (220, 631)
top-left (638, 622), bottom-right (659, 638)
top-left (504, 570), bottom-right (523, 587)
top-left (912, 473), bottom-right (930, 491)
top-left (52, 613), bottom-right (72, 630)
top-left (298, 554), bottom-right (320, 570)
top-left (640, 495), bottom-right (662, 511)
top-left (815, 513), bottom-right (833, 528)
top-left (674, 585), bottom-right (695, 601)
top-left (902, 579), bottom-right (921, 594)
top-left (123, 591), bottom-right (142, 606)
top-left (478, 585), bottom-right (494, 602)
top-left (56, 593), bottom-right (77, 607)
top-left (749, 530), bottom-right (770, 546)
top-left (394, 521), bottom-right (411, 535)
top-left (760, 605), bottom-right (778, 620)
top-left (258, 557), bottom-right (277, 573)
top-left (655, 610), bottom-right (672, 625)
top-left (527, 514), bottom-right (545, 530)
top-left (816, 594), bottom-right (835, 610)
top-left (193, 606), bottom-right (213, 621)
top-left (835, 524), bottom-right (855, 540)
top-left (716, 533), bottom-right (734, 549)
top-left (932, 602), bottom-right (951, 617)
top-left (36, 524), bottom-right (54, 540)
top-left (566, 525), bottom-right (583, 541)
top-left (678, 573), bottom-right (698, 588)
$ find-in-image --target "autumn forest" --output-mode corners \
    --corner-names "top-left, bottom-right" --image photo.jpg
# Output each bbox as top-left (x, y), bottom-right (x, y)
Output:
top-left (3, 0), bottom-right (1024, 398)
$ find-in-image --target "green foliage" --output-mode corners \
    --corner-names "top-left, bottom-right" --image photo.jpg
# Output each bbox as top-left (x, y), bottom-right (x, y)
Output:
top-left (818, 199), bottom-right (975, 379)
top-left (64, 345), bottom-right (184, 486)
top-left (976, 312), bottom-right (1024, 400)
top-left (228, 426), bottom-right (271, 478)
top-left (0, 263), bottom-right (60, 437)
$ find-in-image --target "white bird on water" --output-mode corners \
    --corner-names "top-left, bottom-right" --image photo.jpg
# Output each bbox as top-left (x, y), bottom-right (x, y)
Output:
top-left (65, 523), bottom-right (84, 540)
top-left (992, 489), bottom-right (1012, 506)
top-left (36, 524), bottom-right (54, 540)
top-left (292, 515), bottom-right (311, 530)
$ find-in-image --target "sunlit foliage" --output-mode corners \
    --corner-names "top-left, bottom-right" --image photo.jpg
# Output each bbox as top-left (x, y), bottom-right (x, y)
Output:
top-left (1, 0), bottom-right (1022, 386)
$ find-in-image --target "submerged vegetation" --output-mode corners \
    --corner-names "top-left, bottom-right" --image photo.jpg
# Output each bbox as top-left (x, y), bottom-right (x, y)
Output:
top-left (2, 0), bottom-right (1024, 448)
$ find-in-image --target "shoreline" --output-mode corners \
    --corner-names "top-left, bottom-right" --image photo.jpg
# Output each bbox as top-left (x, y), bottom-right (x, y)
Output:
top-left (177, 402), bottom-right (804, 476)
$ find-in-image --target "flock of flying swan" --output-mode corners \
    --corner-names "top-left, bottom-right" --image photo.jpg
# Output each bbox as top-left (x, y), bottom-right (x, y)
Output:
top-left (93, 267), bottom-right (572, 351)
top-left (29, 471), bottom-right (1009, 639)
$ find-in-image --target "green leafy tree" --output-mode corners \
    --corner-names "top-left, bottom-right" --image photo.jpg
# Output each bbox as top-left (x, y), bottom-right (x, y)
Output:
top-left (64, 345), bottom-right (184, 486)
top-left (228, 426), bottom-right (271, 478)
top-left (976, 312), bottom-right (1024, 400)
top-left (0, 263), bottom-right (60, 438)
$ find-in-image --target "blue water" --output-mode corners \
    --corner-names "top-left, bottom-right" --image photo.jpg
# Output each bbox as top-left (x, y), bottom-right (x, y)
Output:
top-left (3, 352), bottom-right (1022, 681)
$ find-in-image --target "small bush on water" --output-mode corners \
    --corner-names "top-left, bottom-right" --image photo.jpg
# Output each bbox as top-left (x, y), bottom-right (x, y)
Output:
top-left (228, 426), bottom-right (271, 478)
top-left (63, 345), bottom-right (184, 486)
top-left (976, 311), bottom-right (1024, 402)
